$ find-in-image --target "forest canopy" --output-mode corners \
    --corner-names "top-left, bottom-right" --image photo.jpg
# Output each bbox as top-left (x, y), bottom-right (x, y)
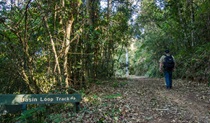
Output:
top-left (0, 0), bottom-right (209, 94)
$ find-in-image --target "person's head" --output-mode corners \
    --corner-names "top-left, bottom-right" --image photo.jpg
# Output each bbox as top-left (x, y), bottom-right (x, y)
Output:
top-left (165, 49), bottom-right (170, 54)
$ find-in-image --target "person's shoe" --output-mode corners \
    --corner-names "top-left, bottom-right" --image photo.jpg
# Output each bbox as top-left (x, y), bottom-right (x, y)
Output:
top-left (166, 86), bottom-right (172, 89)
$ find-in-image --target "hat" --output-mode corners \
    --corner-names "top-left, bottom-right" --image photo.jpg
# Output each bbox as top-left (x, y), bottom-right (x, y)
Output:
top-left (165, 49), bottom-right (170, 53)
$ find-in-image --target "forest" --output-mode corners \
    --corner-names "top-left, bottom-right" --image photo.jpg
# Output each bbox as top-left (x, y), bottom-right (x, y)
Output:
top-left (0, 0), bottom-right (209, 122)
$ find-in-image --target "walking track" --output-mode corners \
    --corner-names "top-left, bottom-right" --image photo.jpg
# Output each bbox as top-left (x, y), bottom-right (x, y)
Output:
top-left (62, 76), bottom-right (210, 123)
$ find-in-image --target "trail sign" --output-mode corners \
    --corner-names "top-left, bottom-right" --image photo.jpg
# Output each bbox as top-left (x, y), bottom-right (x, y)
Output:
top-left (0, 93), bottom-right (81, 113)
top-left (0, 94), bottom-right (81, 105)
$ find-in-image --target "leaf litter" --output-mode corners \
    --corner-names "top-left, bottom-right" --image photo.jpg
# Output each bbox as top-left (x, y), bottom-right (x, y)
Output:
top-left (60, 77), bottom-right (210, 123)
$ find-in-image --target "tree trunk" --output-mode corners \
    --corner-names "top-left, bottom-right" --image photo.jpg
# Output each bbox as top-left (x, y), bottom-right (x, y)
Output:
top-left (43, 16), bottom-right (62, 84)
top-left (177, 2), bottom-right (187, 49)
top-left (190, 0), bottom-right (195, 47)
top-left (64, 19), bottom-right (74, 87)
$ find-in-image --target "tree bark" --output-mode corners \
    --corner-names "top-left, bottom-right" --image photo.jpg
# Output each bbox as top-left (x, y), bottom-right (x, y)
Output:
top-left (64, 19), bottom-right (74, 87)
top-left (43, 16), bottom-right (62, 83)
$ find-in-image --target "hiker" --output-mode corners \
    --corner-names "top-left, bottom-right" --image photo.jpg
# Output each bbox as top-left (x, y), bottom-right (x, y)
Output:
top-left (159, 49), bottom-right (175, 89)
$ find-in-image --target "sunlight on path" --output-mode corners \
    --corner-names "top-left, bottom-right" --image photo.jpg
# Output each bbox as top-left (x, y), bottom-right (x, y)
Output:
top-left (127, 75), bottom-right (148, 79)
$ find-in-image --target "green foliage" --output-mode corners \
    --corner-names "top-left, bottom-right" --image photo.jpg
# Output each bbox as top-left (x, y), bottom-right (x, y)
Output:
top-left (132, 0), bottom-right (210, 83)
top-left (103, 93), bottom-right (122, 99)
top-left (112, 81), bottom-right (128, 88)
top-left (0, 0), bottom-right (135, 93)
top-left (47, 113), bottom-right (63, 123)
top-left (15, 106), bottom-right (46, 123)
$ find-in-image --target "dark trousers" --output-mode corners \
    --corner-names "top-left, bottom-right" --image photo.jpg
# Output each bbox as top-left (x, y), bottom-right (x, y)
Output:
top-left (164, 70), bottom-right (172, 88)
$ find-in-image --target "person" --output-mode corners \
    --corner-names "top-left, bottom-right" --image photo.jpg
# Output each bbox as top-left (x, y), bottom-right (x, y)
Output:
top-left (159, 49), bottom-right (175, 89)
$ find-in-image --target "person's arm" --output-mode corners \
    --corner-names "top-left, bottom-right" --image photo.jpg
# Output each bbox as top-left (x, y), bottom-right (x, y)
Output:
top-left (159, 56), bottom-right (163, 72)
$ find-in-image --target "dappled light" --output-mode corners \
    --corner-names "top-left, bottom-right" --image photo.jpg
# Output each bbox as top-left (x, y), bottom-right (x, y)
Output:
top-left (0, 0), bottom-right (209, 122)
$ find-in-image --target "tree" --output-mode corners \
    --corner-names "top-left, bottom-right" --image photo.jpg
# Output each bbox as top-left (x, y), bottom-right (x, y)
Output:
top-left (133, 0), bottom-right (210, 81)
top-left (0, 0), bottom-right (135, 93)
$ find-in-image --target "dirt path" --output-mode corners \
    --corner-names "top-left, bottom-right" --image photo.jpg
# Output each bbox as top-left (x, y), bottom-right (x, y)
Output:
top-left (63, 76), bottom-right (210, 123)
top-left (127, 76), bottom-right (210, 122)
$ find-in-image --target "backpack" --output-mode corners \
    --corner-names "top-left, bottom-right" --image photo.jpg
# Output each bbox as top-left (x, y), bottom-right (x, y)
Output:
top-left (163, 55), bottom-right (174, 71)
